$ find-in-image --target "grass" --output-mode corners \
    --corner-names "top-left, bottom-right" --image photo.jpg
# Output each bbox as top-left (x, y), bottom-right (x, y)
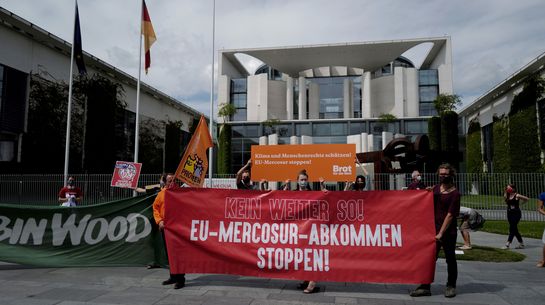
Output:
top-left (480, 220), bottom-right (545, 239)
top-left (461, 194), bottom-right (541, 211)
top-left (439, 244), bottom-right (526, 262)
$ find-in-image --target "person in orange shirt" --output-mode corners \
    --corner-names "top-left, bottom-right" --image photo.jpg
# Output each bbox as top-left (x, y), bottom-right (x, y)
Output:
top-left (153, 173), bottom-right (185, 289)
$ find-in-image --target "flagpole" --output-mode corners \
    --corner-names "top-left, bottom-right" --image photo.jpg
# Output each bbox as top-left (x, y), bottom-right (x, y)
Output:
top-left (63, 0), bottom-right (78, 186)
top-left (208, 0), bottom-right (216, 188)
top-left (134, 1), bottom-right (144, 165)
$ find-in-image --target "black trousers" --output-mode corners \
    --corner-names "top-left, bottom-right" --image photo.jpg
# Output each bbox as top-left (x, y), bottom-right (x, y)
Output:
top-left (162, 231), bottom-right (185, 283)
top-left (507, 210), bottom-right (523, 243)
top-left (420, 234), bottom-right (458, 289)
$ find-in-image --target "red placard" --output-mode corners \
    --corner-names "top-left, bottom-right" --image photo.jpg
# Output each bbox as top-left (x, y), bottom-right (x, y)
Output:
top-left (164, 189), bottom-right (436, 284)
top-left (110, 161), bottom-right (142, 189)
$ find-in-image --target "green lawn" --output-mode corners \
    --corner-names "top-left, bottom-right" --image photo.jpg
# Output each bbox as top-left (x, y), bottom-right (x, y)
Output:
top-left (439, 245), bottom-right (526, 262)
top-left (481, 220), bottom-right (545, 239)
top-left (461, 194), bottom-right (541, 211)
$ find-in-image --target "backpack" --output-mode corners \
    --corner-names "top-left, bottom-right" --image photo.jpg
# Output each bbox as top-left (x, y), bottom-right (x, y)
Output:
top-left (469, 211), bottom-right (485, 231)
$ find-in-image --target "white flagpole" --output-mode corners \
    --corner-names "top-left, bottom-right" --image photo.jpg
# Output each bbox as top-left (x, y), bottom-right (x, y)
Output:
top-left (134, 1), bottom-right (144, 164)
top-left (63, 0), bottom-right (77, 186)
top-left (208, 0), bottom-right (216, 188)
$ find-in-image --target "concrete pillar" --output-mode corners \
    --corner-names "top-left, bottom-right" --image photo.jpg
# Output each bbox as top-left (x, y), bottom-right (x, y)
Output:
top-left (308, 82), bottom-right (320, 119)
top-left (394, 67), bottom-right (404, 117)
top-left (268, 133), bottom-right (278, 145)
top-left (361, 132), bottom-right (369, 152)
top-left (217, 75), bottom-right (231, 123)
top-left (259, 136), bottom-right (268, 145)
top-left (290, 136), bottom-right (299, 144)
top-left (343, 79), bottom-right (353, 118)
top-left (301, 135), bottom-right (313, 144)
top-left (362, 71), bottom-right (371, 118)
top-left (347, 134), bottom-right (362, 153)
top-left (298, 76), bottom-right (306, 120)
top-left (286, 76), bottom-right (293, 120)
top-left (382, 131), bottom-right (393, 149)
top-left (367, 134), bottom-right (374, 152)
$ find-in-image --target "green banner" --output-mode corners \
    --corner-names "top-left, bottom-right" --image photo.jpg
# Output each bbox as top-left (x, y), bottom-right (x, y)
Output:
top-left (0, 194), bottom-right (167, 267)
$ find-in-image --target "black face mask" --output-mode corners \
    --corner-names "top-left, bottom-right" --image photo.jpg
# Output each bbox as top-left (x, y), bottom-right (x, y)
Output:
top-left (439, 175), bottom-right (453, 185)
top-left (68, 180), bottom-right (75, 186)
top-left (243, 177), bottom-right (251, 184)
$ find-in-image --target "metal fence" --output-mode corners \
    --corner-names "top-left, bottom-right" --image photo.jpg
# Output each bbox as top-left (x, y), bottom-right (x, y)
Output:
top-left (1, 173), bottom-right (545, 221)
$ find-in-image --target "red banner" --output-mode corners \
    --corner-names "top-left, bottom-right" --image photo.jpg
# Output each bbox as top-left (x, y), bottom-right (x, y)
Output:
top-left (164, 188), bottom-right (436, 284)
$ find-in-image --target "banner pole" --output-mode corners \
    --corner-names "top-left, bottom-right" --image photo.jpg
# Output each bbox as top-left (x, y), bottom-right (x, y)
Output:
top-left (208, 0), bottom-right (216, 188)
top-left (63, 0), bottom-right (77, 186)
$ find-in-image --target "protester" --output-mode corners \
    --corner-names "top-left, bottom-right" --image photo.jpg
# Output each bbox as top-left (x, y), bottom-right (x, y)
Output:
top-left (407, 170), bottom-right (426, 190)
top-left (236, 159), bottom-right (258, 190)
top-left (344, 175), bottom-right (366, 191)
top-left (58, 176), bottom-right (83, 206)
top-left (501, 184), bottom-right (528, 249)
top-left (152, 173), bottom-right (186, 289)
top-left (288, 169), bottom-right (321, 294)
top-left (458, 207), bottom-right (477, 250)
top-left (410, 163), bottom-right (460, 298)
top-left (537, 192), bottom-right (545, 267)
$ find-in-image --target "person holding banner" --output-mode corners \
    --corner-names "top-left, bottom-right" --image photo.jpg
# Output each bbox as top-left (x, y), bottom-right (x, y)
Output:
top-left (58, 176), bottom-right (83, 206)
top-left (237, 159), bottom-right (258, 190)
top-left (287, 169), bottom-right (321, 294)
top-left (410, 163), bottom-right (460, 298)
top-left (407, 170), bottom-right (426, 190)
top-left (153, 173), bottom-right (186, 289)
top-left (344, 175), bottom-right (366, 191)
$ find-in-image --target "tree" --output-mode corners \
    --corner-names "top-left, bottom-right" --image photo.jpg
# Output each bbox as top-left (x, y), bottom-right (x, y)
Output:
top-left (433, 94), bottom-right (462, 115)
top-left (466, 120), bottom-right (482, 173)
top-left (509, 74), bottom-right (545, 115)
top-left (218, 103), bottom-right (236, 122)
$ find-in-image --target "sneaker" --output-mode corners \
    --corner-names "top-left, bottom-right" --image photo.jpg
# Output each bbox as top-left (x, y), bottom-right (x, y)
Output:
top-left (458, 245), bottom-right (472, 250)
top-left (410, 288), bottom-right (431, 297)
top-left (444, 286), bottom-right (456, 298)
top-left (162, 278), bottom-right (176, 285)
top-left (515, 244), bottom-right (525, 249)
top-left (501, 244), bottom-right (510, 250)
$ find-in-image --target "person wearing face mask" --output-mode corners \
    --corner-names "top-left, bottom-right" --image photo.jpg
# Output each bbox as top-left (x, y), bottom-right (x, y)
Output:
top-left (58, 176), bottom-right (83, 206)
top-left (236, 159), bottom-right (257, 190)
top-left (153, 173), bottom-right (186, 289)
top-left (501, 184), bottom-right (528, 249)
top-left (407, 170), bottom-right (426, 190)
top-left (410, 163), bottom-right (460, 298)
top-left (344, 175), bottom-right (366, 191)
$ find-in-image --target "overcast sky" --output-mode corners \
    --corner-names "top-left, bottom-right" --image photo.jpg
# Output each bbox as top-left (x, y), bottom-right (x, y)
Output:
top-left (2, 0), bottom-right (545, 116)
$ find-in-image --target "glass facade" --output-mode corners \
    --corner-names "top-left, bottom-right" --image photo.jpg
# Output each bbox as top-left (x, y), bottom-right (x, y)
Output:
top-left (304, 76), bottom-right (362, 119)
top-left (230, 78), bottom-right (247, 121)
top-left (418, 70), bottom-right (439, 116)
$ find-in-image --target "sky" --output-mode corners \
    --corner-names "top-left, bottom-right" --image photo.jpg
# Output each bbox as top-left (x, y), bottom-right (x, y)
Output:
top-left (2, 0), bottom-right (545, 117)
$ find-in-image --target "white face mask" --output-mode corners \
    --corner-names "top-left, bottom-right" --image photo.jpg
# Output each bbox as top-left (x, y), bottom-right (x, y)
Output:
top-left (298, 181), bottom-right (308, 189)
top-left (416, 175), bottom-right (422, 181)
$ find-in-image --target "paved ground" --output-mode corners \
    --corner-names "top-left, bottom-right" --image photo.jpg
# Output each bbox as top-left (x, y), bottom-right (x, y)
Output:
top-left (1, 231), bottom-right (544, 305)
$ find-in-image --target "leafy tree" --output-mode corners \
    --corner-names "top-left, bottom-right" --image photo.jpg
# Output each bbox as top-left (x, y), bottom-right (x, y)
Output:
top-left (433, 94), bottom-right (462, 115)
top-left (217, 124), bottom-right (232, 174)
top-left (164, 120), bottom-right (184, 172)
top-left (139, 117), bottom-right (165, 174)
top-left (427, 116), bottom-right (441, 151)
top-left (509, 74), bottom-right (545, 115)
top-left (378, 113), bottom-right (397, 122)
top-left (509, 107), bottom-right (541, 172)
top-left (218, 103), bottom-right (236, 122)
top-left (492, 116), bottom-right (510, 173)
top-left (465, 120), bottom-right (482, 173)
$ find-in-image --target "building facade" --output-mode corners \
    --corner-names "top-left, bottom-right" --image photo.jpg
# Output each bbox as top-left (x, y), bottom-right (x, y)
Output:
top-left (0, 8), bottom-right (202, 172)
top-left (458, 51), bottom-right (545, 172)
top-left (217, 37), bottom-right (453, 173)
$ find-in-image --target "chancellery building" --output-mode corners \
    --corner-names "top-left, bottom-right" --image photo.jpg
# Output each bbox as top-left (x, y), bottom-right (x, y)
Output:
top-left (217, 37), bottom-right (454, 174)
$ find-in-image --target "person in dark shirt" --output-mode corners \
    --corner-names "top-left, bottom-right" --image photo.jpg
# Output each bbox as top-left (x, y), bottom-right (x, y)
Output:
top-left (236, 159), bottom-right (257, 190)
top-left (410, 163), bottom-right (460, 298)
top-left (344, 175), bottom-right (366, 191)
top-left (501, 184), bottom-right (528, 249)
top-left (407, 170), bottom-right (426, 190)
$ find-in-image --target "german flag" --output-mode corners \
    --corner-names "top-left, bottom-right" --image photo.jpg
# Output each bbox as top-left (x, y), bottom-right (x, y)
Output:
top-left (142, 0), bottom-right (156, 74)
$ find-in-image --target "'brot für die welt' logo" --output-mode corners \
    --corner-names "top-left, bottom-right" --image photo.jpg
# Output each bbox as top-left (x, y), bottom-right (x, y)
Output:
top-left (332, 165), bottom-right (352, 175)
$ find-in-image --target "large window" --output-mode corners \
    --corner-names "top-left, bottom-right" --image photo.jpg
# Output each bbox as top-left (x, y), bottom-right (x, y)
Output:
top-left (418, 70), bottom-right (438, 116)
top-left (230, 78), bottom-right (247, 121)
top-left (305, 76), bottom-right (361, 119)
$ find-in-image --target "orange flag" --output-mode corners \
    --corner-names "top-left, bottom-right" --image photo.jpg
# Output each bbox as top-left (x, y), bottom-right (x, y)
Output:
top-left (175, 116), bottom-right (214, 187)
top-left (141, 0), bottom-right (156, 74)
